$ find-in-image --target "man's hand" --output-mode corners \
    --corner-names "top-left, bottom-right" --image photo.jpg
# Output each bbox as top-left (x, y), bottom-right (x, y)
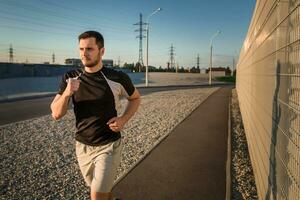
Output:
top-left (64, 78), bottom-right (80, 97)
top-left (107, 88), bottom-right (141, 132)
top-left (51, 76), bottom-right (81, 120)
top-left (107, 117), bottom-right (126, 132)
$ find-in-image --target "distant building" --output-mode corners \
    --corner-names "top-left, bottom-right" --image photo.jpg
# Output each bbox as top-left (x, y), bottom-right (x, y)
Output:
top-left (65, 58), bottom-right (83, 67)
top-left (113, 68), bottom-right (132, 73)
top-left (200, 68), bottom-right (206, 74)
top-left (65, 58), bottom-right (113, 68)
top-left (205, 67), bottom-right (226, 77)
top-left (103, 59), bottom-right (113, 68)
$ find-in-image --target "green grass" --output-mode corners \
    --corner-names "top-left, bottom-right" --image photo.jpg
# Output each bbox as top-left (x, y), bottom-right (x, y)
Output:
top-left (216, 76), bottom-right (236, 83)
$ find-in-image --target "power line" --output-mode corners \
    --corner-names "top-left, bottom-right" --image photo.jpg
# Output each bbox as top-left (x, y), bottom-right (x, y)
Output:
top-left (0, 20), bottom-right (133, 43)
top-left (0, 12), bottom-right (129, 37)
top-left (2, 45), bottom-right (76, 54)
top-left (37, 0), bottom-right (133, 26)
top-left (169, 43), bottom-right (175, 69)
top-left (2, 49), bottom-right (76, 58)
top-left (0, 1), bottom-right (131, 34)
top-left (197, 54), bottom-right (200, 68)
top-left (52, 53), bottom-right (55, 64)
top-left (134, 13), bottom-right (147, 71)
top-left (0, 43), bottom-right (79, 64)
top-left (9, 44), bottom-right (13, 63)
top-left (0, 24), bottom-right (76, 36)
top-left (0, 15), bottom-right (81, 32)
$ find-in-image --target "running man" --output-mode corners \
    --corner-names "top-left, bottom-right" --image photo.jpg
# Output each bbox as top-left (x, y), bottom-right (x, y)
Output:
top-left (51, 30), bottom-right (141, 200)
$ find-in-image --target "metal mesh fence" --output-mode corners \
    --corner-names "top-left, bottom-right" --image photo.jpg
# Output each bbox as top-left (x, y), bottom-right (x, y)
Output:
top-left (236, 0), bottom-right (300, 199)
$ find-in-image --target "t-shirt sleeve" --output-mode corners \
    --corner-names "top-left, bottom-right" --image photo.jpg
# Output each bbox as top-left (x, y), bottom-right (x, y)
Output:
top-left (58, 74), bottom-right (68, 95)
top-left (119, 72), bottom-right (135, 97)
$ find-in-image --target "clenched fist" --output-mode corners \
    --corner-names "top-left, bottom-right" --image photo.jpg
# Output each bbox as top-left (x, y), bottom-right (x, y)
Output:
top-left (107, 117), bottom-right (126, 132)
top-left (64, 77), bottom-right (81, 97)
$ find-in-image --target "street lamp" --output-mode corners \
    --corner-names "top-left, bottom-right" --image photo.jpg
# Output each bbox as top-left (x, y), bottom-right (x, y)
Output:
top-left (146, 8), bottom-right (162, 86)
top-left (209, 30), bottom-right (221, 85)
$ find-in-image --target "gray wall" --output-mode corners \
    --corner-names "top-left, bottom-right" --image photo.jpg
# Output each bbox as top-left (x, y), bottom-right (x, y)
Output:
top-left (0, 62), bottom-right (79, 79)
top-left (236, 0), bottom-right (300, 199)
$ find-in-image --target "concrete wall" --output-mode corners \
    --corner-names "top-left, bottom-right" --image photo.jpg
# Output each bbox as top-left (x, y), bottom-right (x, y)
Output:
top-left (236, 0), bottom-right (300, 199)
top-left (0, 63), bottom-right (79, 78)
top-left (211, 71), bottom-right (225, 77)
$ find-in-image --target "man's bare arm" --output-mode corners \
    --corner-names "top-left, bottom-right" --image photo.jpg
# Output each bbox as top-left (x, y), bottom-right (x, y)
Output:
top-left (50, 78), bottom-right (80, 120)
top-left (122, 88), bottom-right (141, 122)
top-left (50, 93), bottom-right (71, 120)
top-left (107, 88), bottom-right (141, 132)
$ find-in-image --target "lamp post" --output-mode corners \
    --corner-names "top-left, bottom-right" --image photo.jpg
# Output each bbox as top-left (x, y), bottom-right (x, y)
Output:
top-left (146, 8), bottom-right (162, 87)
top-left (209, 30), bottom-right (221, 85)
top-left (232, 50), bottom-right (238, 76)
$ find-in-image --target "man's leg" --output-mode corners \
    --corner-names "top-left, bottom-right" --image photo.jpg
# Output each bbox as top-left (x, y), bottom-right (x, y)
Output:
top-left (90, 139), bottom-right (122, 200)
top-left (76, 141), bottom-right (94, 187)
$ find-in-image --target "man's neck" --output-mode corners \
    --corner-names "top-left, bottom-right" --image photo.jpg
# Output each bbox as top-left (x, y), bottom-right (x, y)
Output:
top-left (84, 62), bottom-right (103, 73)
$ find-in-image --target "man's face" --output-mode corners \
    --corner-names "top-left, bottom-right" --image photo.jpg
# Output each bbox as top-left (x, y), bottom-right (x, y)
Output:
top-left (79, 37), bottom-right (105, 68)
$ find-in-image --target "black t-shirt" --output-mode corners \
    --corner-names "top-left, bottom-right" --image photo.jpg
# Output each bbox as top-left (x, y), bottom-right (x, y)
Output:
top-left (58, 67), bottom-right (135, 146)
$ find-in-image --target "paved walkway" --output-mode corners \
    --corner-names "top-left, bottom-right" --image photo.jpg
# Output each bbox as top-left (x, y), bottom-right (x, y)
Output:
top-left (112, 86), bottom-right (232, 200)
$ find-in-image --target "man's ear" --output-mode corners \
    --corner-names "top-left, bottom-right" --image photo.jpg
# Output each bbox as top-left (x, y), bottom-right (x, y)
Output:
top-left (100, 47), bottom-right (105, 56)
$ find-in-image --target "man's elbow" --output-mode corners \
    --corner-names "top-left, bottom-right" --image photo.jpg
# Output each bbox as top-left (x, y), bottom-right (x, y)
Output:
top-left (51, 108), bottom-right (64, 120)
top-left (52, 112), bottom-right (62, 120)
top-left (130, 96), bottom-right (141, 104)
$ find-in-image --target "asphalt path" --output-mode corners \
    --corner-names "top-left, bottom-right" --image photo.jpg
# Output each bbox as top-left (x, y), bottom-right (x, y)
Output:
top-left (0, 85), bottom-right (218, 126)
top-left (112, 87), bottom-right (231, 199)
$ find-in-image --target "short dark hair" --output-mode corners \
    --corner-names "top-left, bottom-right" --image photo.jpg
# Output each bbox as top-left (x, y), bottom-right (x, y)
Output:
top-left (78, 31), bottom-right (104, 49)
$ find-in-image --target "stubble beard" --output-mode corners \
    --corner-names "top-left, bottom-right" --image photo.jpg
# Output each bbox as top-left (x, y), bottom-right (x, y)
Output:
top-left (83, 54), bottom-right (101, 68)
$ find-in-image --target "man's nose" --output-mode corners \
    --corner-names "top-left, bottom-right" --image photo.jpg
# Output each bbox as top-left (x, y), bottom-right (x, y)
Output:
top-left (83, 49), bottom-right (89, 56)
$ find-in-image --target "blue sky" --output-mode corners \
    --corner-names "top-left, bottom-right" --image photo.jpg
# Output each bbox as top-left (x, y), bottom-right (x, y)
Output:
top-left (0, 0), bottom-right (256, 68)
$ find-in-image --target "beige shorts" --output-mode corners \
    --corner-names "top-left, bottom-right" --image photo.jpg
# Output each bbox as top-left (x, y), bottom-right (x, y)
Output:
top-left (75, 139), bottom-right (122, 193)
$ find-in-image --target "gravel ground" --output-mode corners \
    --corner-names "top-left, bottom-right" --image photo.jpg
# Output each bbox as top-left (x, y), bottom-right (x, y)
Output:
top-left (231, 89), bottom-right (258, 199)
top-left (0, 87), bottom-right (218, 200)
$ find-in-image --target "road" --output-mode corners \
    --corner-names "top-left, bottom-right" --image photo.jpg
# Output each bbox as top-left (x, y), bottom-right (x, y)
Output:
top-left (0, 85), bottom-right (218, 126)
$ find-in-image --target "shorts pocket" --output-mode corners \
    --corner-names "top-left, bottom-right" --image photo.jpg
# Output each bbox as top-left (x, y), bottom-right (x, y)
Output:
top-left (76, 141), bottom-right (87, 156)
top-left (112, 139), bottom-right (122, 150)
